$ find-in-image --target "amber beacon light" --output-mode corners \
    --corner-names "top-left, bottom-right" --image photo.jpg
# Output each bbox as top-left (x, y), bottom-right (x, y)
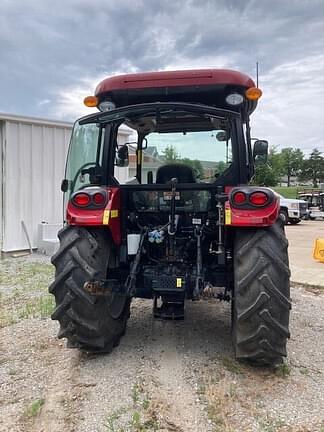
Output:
top-left (245, 87), bottom-right (262, 101)
top-left (83, 95), bottom-right (98, 107)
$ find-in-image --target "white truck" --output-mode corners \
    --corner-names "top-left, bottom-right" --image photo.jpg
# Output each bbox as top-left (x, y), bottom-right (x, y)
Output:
top-left (278, 194), bottom-right (308, 224)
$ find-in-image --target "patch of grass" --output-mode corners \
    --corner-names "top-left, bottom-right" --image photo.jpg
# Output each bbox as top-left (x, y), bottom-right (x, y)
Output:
top-left (273, 187), bottom-right (299, 199)
top-left (203, 376), bottom-right (237, 432)
top-left (0, 309), bottom-right (17, 328)
top-left (24, 398), bottom-right (45, 418)
top-left (207, 404), bottom-right (225, 428)
top-left (18, 295), bottom-right (54, 319)
top-left (105, 408), bottom-right (126, 432)
top-left (105, 405), bottom-right (159, 432)
top-left (0, 260), bottom-right (55, 326)
top-left (221, 356), bottom-right (244, 375)
top-left (0, 260), bottom-right (53, 291)
top-left (300, 367), bottom-right (310, 376)
top-left (258, 415), bottom-right (285, 432)
top-left (105, 381), bottom-right (161, 432)
top-left (197, 384), bottom-right (206, 396)
top-left (14, 262), bottom-right (53, 282)
top-left (131, 380), bottom-right (153, 412)
top-left (131, 411), bottom-right (141, 429)
top-left (275, 362), bottom-right (291, 378)
top-left (142, 395), bottom-right (150, 411)
top-left (132, 381), bottom-right (141, 405)
top-left (131, 410), bottom-right (159, 431)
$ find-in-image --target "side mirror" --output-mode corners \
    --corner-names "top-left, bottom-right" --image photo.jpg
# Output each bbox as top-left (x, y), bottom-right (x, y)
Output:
top-left (116, 144), bottom-right (129, 167)
top-left (216, 131), bottom-right (228, 142)
top-left (253, 140), bottom-right (268, 162)
top-left (61, 179), bottom-right (69, 192)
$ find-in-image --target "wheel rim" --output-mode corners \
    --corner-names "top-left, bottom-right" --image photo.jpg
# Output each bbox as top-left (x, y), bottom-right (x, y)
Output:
top-left (279, 211), bottom-right (288, 224)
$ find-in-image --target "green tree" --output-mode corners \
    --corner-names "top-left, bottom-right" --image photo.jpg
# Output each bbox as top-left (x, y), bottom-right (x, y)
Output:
top-left (299, 148), bottom-right (324, 187)
top-left (280, 147), bottom-right (304, 186)
top-left (181, 158), bottom-right (204, 177)
top-left (162, 145), bottom-right (180, 162)
top-left (214, 161), bottom-right (227, 174)
top-left (268, 146), bottom-right (283, 179)
top-left (252, 164), bottom-right (279, 187)
top-left (250, 146), bottom-right (281, 186)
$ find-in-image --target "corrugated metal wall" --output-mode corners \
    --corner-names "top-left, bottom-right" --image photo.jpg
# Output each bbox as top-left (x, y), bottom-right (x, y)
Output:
top-left (0, 116), bottom-right (133, 252)
top-left (1, 119), bottom-right (72, 251)
top-left (0, 125), bottom-right (3, 249)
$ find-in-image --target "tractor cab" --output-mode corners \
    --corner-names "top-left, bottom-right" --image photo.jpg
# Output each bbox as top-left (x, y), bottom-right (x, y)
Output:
top-left (64, 69), bottom-right (265, 197)
top-left (51, 69), bottom-right (290, 366)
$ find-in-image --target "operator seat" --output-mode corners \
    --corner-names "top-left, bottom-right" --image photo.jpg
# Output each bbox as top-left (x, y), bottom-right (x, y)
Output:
top-left (156, 163), bottom-right (198, 211)
top-left (156, 163), bottom-right (196, 184)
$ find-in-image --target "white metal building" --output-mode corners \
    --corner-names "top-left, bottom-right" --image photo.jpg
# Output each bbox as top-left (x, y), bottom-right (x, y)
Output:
top-left (0, 113), bottom-right (131, 253)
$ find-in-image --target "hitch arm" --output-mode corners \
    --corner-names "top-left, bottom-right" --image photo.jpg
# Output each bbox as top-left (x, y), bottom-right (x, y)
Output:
top-left (85, 230), bottom-right (147, 298)
top-left (215, 187), bottom-right (227, 254)
top-left (83, 279), bottom-right (123, 296)
top-left (193, 225), bottom-right (204, 299)
top-left (125, 229), bottom-right (147, 296)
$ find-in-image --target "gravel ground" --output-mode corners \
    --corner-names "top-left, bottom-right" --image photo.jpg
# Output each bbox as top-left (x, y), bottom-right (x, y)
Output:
top-left (1, 255), bottom-right (324, 432)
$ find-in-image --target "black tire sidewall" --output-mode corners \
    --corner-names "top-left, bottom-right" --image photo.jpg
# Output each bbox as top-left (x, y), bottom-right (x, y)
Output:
top-left (279, 209), bottom-right (288, 225)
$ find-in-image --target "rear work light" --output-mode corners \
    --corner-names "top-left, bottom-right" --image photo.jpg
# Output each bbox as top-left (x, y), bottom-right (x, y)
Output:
top-left (233, 191), bottom-right (247, 204)
top-left (98, 101), bottom-right (116, 112)
top-left (225, 93), bottom-right (244, 106)
top-left (249, 191), bottom-right (269, 206)
top-left (72, 193), bottom-right (91, 207)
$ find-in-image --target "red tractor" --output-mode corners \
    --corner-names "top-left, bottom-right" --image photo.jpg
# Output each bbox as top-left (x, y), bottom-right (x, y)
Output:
top-left (50, 69), bottom-right (291, 365)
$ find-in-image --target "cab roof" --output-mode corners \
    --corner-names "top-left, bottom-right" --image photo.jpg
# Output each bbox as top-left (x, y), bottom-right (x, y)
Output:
top-left (95, 69), bottom-right (255, 94)
top-left (94, 69), bottom-right (258, 117)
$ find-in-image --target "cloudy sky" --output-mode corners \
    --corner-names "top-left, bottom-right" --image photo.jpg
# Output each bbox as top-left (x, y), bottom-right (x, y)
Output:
top-left (0, 0), bottom-right (323, 153)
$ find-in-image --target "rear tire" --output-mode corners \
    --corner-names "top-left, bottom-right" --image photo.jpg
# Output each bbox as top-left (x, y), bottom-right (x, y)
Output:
top-left (49, 226), bottom-right (130, 353)
top-left (232, 220), bottom-right (291, 365)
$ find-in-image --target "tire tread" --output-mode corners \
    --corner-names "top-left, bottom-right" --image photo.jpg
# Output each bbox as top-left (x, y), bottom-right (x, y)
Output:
top-left (49, 226), bottom-right (130, 352)
top-left (233, 220), bottom-right (291, 365)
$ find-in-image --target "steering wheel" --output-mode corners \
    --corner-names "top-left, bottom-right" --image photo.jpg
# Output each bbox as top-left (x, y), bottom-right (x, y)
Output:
top-left (71, 162), bottom-right (97, 192)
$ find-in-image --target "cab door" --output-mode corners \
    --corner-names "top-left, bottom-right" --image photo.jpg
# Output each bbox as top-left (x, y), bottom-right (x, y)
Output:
top-left (62, 121), bottom-right (104, 221)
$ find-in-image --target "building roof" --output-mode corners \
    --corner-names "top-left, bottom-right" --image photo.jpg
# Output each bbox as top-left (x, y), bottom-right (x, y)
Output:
top-left (0, 112), bottom-right (132, 136)
top-left (0, 112), bottom-right (73, 128)
top-left (145, 146), bottom-right (159, 156)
